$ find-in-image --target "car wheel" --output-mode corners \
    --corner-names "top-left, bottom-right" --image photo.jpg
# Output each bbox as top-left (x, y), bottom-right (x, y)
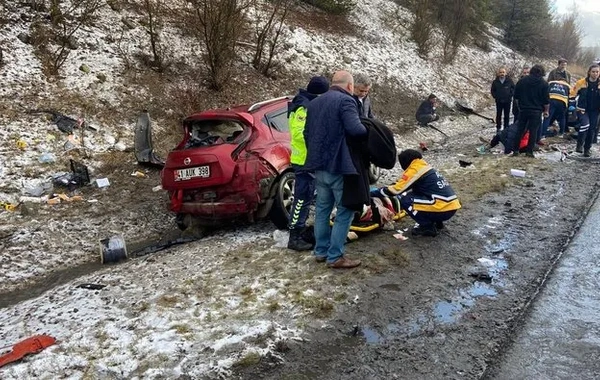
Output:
top-left (368, 163), bottom-right (381, 185)
top-left (269, 171), bottom-right (295, 230)
top-left (176, 213), bottom-right (188, 231)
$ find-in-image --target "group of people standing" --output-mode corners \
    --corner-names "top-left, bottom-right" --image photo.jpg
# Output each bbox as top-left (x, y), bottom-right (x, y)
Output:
top-left (285, 71), bottom-right (461, 269)
top-left (490, 59), bottom-right (600, 157)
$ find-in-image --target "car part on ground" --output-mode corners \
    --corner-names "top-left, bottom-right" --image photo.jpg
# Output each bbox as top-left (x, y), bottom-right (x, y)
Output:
top-left (134, 111), bottom-right (165, 167)
top-left (455, 101), bottom-right (495, 123)
top-left (0, 335), bottom-right (56, 368)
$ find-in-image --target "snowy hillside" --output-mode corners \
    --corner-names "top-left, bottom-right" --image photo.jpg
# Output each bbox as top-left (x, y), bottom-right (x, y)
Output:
top-left (0, 0), bottom-right (540, 378)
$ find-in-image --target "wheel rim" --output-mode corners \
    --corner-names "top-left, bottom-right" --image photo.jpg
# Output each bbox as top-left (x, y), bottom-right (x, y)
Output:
top-left (281, 175), bottom-right (295, 212)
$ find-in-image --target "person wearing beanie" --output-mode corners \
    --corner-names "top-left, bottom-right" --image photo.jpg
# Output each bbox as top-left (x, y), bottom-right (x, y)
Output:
top-left (415, 94), bottom-right (439, 125)
top-left (370, 149), bottom-right (461, 237)
top-left (548, 58), bottom-right (572, 85)
top-left (286, 75), bottom-right (330, 251)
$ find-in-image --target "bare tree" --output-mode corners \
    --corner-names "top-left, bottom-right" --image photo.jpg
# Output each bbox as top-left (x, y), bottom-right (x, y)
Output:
top-left (33, 0), bottom-right (104, 75)
top-left (188, 0), bottom-right (252, 90)
top-left (140, 0), bottom-right (172, 73)
top-left (251, 0), bottom-right (292, 76)
top-left (409, 0), bottom-right (433, 58)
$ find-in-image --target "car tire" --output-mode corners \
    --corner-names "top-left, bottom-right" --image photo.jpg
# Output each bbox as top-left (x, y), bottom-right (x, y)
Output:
top-left (368, 164), bottom-right (381, 185)
top-left (269, 171), bottom-right (295, 230)
top-left (176, 213), bottom-right (188, 231)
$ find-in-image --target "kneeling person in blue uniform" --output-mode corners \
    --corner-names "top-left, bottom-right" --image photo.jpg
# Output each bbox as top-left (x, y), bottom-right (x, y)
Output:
top-left (371, 149), bottom-right (461, 237)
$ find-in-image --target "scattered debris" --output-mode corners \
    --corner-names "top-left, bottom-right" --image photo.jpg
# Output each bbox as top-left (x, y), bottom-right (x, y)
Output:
top-left (96, 178), bottom-right (110, 188)
top-left (455, 101), bottom-right (495, 123)
top-left (24, 182), bottom-right (52, 197)
top-left (38, 152), bottom-right (56, 164)
top-left (16, 139), bottom-right (27, 150)
top-left (152, 185), bottom-right (163, 192)
top-left (419, 142), bottom-right (428, 152)
top-left (27, 109), bottom-right (84, 134)
top-left (477, 257), bottom-right (496, 266)
top-left (47, 193), bottom-right (84, 205)
top-left (134, 111), bottom-right (165, 167)
top-left (469, 272), bottom-right (493, 283)
top-left (0, 202), bottom-right (17, 212)
top-left (76, 283), bottom-right (106, 290)
top-left (53, 160), bottom-right (91, 190)
top-left (393, 233), bottom-right (408, 240)
top-left (131, 171), bottom-right (146, 178)
top-left (0, 335), bottom-right (57, 368)
top-left (510, 169), bottom-right (526, 177)
top-left (459, 160), bottom-right (472, 168)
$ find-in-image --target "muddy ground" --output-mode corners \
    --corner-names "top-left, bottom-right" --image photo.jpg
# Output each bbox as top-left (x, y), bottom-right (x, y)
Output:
top-left (234, 135), bottom-right (600, 379)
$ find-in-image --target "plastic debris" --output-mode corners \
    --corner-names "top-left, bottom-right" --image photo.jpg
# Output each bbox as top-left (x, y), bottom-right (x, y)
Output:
top-left (419, 142), bottom-right (428, 152)
top-left (152, 185), bottom-right (163, 192)
top-left (459, 160), bottom-right (473, 167)
top-left (477, 257), bottom-right (496, 266)
top-left (393, 233), bottom-right (408, 240)
top-left (16, 139), bottom-right (27, 150)
top-left (272, 229), bottom-right (289, 248)
top-left (510, 169), bottom-right (526, 177)
top-left (0, 202), bottom-right (17, 212)
top-left (38, 153), bottom-right (56, 164)
top-left (96, 178), bottom-right (110, 188)
top-left (131, 170), bottom-right (146, 178)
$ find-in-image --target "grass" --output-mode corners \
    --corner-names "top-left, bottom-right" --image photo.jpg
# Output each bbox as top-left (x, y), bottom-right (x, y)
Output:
top-left (234, 351), bottom-right (262, 367)
top-left (156, 294), bottom-right (180, 308)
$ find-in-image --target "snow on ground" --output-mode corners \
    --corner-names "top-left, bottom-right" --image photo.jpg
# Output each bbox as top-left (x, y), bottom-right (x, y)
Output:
top-left (0, 0), bottom-right (535, 377)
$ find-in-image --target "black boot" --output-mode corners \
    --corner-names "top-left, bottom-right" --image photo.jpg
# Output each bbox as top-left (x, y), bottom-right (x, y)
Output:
top-left (584, 149), bottom-right (591, 157)
top-left (411, 224), bottom-right (438, 237)
top-left (287, 229), bottom-right (313, 251)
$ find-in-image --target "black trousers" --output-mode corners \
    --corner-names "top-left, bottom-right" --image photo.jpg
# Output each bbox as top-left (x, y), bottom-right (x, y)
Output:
top-left (496, 101), bottom-right (511, 130)
top-left (515, 110), bottom-right (541, 153)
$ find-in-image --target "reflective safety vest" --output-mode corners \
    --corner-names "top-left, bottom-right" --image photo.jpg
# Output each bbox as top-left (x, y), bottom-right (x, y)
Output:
top-left (386, 158), bottom-right (461, 212)
top-left (290, 106), bottom-right (308, 165)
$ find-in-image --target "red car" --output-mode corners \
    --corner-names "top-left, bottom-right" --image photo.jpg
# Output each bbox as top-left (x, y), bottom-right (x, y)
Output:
top-left (161, 96), bottom-right (382, 230)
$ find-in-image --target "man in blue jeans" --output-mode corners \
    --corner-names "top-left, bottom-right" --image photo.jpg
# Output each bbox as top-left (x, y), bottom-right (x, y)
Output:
top-left (303, 70), bottom-right (367, 269)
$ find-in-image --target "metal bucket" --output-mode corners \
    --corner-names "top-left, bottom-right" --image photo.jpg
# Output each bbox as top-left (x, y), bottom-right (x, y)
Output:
top-left (99, 235), bottom-right (128, 264)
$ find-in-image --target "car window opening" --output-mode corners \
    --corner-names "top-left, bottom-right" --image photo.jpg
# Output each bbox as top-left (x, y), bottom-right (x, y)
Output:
top-left (184, 120), bottom-right (245, 148)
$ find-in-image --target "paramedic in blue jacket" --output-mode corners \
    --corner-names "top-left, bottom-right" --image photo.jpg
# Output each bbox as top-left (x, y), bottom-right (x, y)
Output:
top-left (303, 70), bottom-right (367, 269)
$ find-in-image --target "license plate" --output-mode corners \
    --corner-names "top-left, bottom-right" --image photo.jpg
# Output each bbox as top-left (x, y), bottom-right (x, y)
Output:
top-left (175, 165), bottom-right (210, 181)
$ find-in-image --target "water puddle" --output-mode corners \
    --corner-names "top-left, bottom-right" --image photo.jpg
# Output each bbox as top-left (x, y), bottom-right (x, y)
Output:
top-left (359, 215), bottom-right (516, 345)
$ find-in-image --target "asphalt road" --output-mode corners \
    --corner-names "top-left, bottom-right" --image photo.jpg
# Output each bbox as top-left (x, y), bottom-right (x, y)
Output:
top-left (486, 194), bottom-right (600, 380)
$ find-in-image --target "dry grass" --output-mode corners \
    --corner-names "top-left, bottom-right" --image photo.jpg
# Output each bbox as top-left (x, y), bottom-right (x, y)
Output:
top-left (569, 63), bottom-right (588, 79)
top-left (156, 294), bottom-right (181, 308)
top-left (234, 351), bottom-right (262, 367)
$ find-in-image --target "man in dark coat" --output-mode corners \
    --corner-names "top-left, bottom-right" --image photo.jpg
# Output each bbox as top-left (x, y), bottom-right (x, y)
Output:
top-left (512, 64), bottom-right (550, 158)
top-left (353, 73), bottom-right (375, 118)
top-left (548, 58), bottom-right (572, 84)
top-left (415, 94), bottom-right (439, 125)
top-left (491, 67), bottom-right (515, 131)
top-left (303, 70), bottom-right (366, 269)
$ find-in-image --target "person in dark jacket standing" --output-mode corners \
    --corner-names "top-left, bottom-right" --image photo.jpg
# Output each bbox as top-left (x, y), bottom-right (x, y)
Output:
top-left (491, 67), bottom-right (515, 131)
top-left (512, 64), bottom-right (550, 158)
top-left (303, 70), bottom-right (367, 269)
top-left (352, 73), bottom-right (375, 118)
top-left (415, 94), bottom-right (439, 125)
top-left (571, 64), bottom-right (600, 156)
top-left (513, 66), bottom-right (530, 121)
top-left (548, 58), bottom-right (572, 84)
top-left (286, 76), bottom-right (330, 251)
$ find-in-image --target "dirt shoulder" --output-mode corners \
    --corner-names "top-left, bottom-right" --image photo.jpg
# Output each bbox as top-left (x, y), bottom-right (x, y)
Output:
top-left (234, 134), bottom-right (600, 379)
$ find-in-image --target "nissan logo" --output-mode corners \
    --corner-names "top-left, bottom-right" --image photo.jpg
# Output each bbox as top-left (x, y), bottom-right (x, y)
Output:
top-left (183, 157), bottom-right (191, 165)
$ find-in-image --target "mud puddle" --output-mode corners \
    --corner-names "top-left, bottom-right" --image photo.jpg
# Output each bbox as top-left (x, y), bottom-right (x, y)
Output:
top-left (358, 215), bottom-right (514, 345)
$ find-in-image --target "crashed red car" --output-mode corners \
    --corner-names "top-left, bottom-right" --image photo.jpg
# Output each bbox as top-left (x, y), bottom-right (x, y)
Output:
top-left (161, 96), bottom-right (382, 230)
top-left (161, 96), bottom-right (296, 230)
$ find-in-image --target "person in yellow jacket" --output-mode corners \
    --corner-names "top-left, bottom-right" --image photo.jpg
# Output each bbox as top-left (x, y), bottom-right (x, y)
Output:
top-left (287, 76), bottom-right (330, 251)
top-left (371, 149), bottom-right (461, 237)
